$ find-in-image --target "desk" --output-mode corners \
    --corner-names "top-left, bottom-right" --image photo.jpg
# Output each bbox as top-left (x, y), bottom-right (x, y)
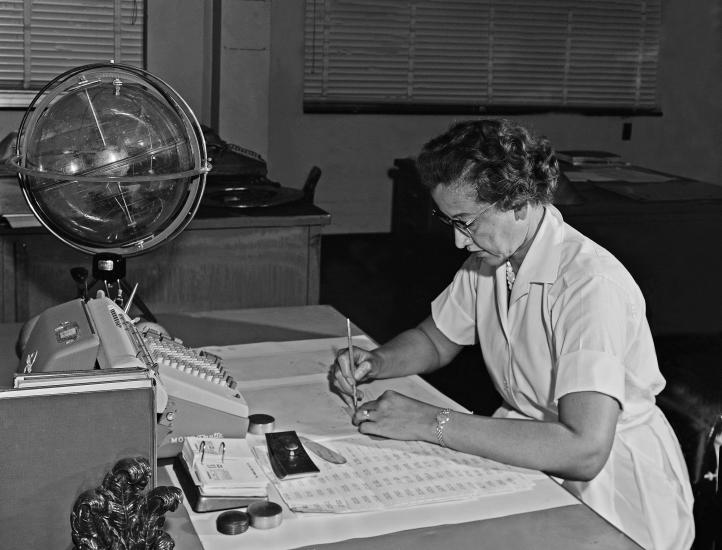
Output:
top-left (0, 176), bottom-right (331, 323)
top-left (135, 306), bottom-right (639, 550)
top-left (391, 158), bottom-right (722, 336)
top-left (554, 165), bottom-right (722, 336)
top-left (0, 306), bottom-right (642, 549)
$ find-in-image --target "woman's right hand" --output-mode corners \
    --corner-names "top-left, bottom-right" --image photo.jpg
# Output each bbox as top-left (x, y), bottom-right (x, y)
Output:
top-left (331, 346), bottom-right (377, 407)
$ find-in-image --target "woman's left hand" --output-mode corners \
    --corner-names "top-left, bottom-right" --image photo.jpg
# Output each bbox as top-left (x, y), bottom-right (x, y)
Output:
top-left (352, 390), bottom-right (440, 442)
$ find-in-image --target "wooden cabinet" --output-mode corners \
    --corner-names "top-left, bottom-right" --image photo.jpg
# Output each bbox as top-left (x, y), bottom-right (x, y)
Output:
top-left (0, 202), bottom-right (330, 323)
top-left (554, 169), bottom-right (722, 336)
top-left (390, 158), bottom-right (722, 336)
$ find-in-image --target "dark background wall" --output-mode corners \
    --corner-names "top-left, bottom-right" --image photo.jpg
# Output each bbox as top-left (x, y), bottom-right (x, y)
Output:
top-left (2, 0), bottom-right (717, 235)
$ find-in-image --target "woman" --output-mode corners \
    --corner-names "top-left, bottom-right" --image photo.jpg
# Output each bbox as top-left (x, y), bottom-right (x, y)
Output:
top-left (332, 119), bottom-right (694, 549)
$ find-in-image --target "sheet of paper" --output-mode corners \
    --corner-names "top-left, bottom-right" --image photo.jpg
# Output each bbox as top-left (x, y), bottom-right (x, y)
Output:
top-left (200, 335), bottom-right (377, 382)
top-left (201, 337), bottom-right (465, 437)
top-left (241, 375), bottom-right (356, 437)
top-left (170, 337), bottom-right (579, 549)
top-left (565, 166), bottom-right (674, 183)
top-left (252, 435), bottom-right (536, 514)
top-left (166, 464), bottom-right (577, 550)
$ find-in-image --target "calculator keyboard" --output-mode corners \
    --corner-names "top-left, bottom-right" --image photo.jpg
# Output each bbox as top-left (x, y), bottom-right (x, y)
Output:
top-left (142, 329), bottom-right (237, 390)
top-left (139, 328), bottom-right (249, 458)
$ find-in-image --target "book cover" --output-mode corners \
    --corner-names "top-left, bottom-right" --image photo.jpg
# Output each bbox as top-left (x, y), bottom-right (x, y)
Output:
top-left (555, 150), bottom-right (622, 166)
top-left (181, 436), bottom-right (268, 495)
top-left (172, 458), bottom-right (267, 513)
top-left (13, 366), bottom-right (151, 388)
top-left (0, 379), bottom-right (156, 550)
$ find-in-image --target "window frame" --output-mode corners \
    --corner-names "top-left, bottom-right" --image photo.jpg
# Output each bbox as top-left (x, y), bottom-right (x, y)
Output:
top-left (0, 0), bottom-right (146, 109)
top-left (303, 0), bottom-right (663, 116)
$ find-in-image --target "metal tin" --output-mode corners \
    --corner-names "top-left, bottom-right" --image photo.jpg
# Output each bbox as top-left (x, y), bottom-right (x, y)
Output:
top-left (248, 413), bottom-right (275, 434)
top-left (247, 501), bottom-right (283, 529)
top-left (216, 510), bottom-right (249, 535)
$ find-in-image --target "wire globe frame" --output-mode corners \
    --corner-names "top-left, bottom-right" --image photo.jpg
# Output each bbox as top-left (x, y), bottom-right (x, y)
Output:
top-left (8, 62), bottom-right (211, 257)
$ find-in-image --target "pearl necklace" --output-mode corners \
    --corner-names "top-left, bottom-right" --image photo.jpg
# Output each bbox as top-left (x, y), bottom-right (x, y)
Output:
top-left (505, 260), bottom-right (516, 291)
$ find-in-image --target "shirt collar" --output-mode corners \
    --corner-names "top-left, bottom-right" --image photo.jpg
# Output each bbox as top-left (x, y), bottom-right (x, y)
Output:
top-left (508, 205), bottom-right (563, 299)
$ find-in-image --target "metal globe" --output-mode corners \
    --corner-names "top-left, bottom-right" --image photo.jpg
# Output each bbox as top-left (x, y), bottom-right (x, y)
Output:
top-left (8, 63), bottom-right (210, 256)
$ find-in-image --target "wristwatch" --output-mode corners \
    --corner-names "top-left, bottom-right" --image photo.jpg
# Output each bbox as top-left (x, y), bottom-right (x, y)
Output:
top-left (435, 408), bottom-right (452, 447)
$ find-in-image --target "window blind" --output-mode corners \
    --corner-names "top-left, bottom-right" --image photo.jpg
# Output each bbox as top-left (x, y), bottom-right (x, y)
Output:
top-left (304, 0), bottom-right (661, 114)
top-left (0, 0), bottom-right (144, 92)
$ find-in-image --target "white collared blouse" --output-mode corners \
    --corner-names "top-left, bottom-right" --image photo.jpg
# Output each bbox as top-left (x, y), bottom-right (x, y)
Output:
top-left (431, 205), bottom-right (694, 550)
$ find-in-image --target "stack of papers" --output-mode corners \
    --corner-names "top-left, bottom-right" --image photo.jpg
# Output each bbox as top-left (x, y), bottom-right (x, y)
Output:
top-left (181, 436), bottom-right (268, 498)
top-left (555, 150), bottom-right (622, 166)
top-left (253, 435), bottom-right (536, 514)
top-left (0, 176), bottom-right (41, 228)
top-left (13, 366), bottom-right (151, 389)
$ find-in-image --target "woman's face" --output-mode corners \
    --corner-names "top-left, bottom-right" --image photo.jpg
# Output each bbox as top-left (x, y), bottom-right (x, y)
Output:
top-left (430, 183), bottom-right (525, 267)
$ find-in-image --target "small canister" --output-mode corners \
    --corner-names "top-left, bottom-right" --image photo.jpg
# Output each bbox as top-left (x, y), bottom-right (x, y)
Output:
top-left (248, 413), bottom-right (275, 435)
top-left (247, 501), bottom-right (283, 529)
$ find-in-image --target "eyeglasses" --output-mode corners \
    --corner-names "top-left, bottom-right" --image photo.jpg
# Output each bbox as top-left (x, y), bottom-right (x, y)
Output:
top-left (432, 200), bottom-right (498, 238)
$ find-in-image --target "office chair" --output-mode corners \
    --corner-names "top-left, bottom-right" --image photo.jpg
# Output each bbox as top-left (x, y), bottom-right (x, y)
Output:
top-left (655, 333), bottom-right (722, 550)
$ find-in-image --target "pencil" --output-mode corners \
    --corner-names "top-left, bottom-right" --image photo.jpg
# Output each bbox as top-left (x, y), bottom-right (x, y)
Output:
top-left (347, 317), bottom-right (357, 410)
top-left (123, 282), bottom-right (139, 315)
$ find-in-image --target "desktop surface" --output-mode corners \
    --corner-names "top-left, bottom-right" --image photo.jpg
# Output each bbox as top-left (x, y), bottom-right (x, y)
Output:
top-left (0, 306), bottom-right (643, 549)
top-left (391, 157), bottom-right (722, 336)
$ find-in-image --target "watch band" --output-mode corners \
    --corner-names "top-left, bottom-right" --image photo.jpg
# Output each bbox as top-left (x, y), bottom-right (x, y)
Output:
top-left (435, 408), bottom-right (452, 447)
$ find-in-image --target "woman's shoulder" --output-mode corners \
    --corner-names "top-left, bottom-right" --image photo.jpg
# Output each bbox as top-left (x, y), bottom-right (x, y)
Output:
top-left (457, 253), bottom-right (494, 278)
top-left (555, 221), bottom-right (642, 298)
top-left (439, 253), bottom-right (496, 302)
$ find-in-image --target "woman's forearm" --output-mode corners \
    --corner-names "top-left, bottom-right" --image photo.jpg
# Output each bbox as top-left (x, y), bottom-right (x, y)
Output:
top-left (372, 327), bottom-right (442, 378)
top-left (431, 392), bottom-right (620, 481)
top-left (438, 414), bottom-right (605, 480)
top-left (372, 316), bottom-right (463, 379)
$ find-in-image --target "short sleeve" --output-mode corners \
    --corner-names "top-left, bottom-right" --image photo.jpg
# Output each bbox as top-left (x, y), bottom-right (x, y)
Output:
top-left (552, 273), bottom-right (631, 408)
top-left (431, 257), bottom-right (480, 346)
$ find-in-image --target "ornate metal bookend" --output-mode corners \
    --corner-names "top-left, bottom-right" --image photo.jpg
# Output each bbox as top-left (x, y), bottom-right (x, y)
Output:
top-left (71, 456), bottom-right (183, 550)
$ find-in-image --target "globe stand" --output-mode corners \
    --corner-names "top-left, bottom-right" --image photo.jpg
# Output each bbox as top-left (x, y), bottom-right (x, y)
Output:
top-left (70, 253), bottom-right (158, 323)
top-left (9, 61), bottom-right (210, 289)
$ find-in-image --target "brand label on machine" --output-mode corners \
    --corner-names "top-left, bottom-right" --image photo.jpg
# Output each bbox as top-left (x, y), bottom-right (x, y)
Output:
top-left (54, 321), bottom-right (81, 345)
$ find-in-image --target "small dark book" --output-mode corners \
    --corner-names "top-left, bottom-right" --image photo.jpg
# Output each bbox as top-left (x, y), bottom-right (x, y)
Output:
top-left (266, 430), bottom-right (320, 479)
top-left (0, 380), bottom-right (156, 550)
top-left (555, 150), bottom-right (622, 166)
top-left (172, 457), bottom-right (267, 513)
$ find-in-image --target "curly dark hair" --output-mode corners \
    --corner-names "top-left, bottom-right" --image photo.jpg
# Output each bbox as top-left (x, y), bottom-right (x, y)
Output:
top-left (416, 119), bottom-right (559, 210)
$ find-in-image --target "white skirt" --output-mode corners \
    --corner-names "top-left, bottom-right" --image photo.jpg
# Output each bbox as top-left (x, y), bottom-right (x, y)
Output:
top-left (495, 404), bottom-right (695, 550)
top-left (562, 406), bottom-right (694, 550)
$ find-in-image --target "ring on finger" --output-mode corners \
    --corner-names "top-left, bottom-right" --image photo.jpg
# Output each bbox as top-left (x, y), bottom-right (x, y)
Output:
top-left (362, 409), bottom-right (370, 418)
